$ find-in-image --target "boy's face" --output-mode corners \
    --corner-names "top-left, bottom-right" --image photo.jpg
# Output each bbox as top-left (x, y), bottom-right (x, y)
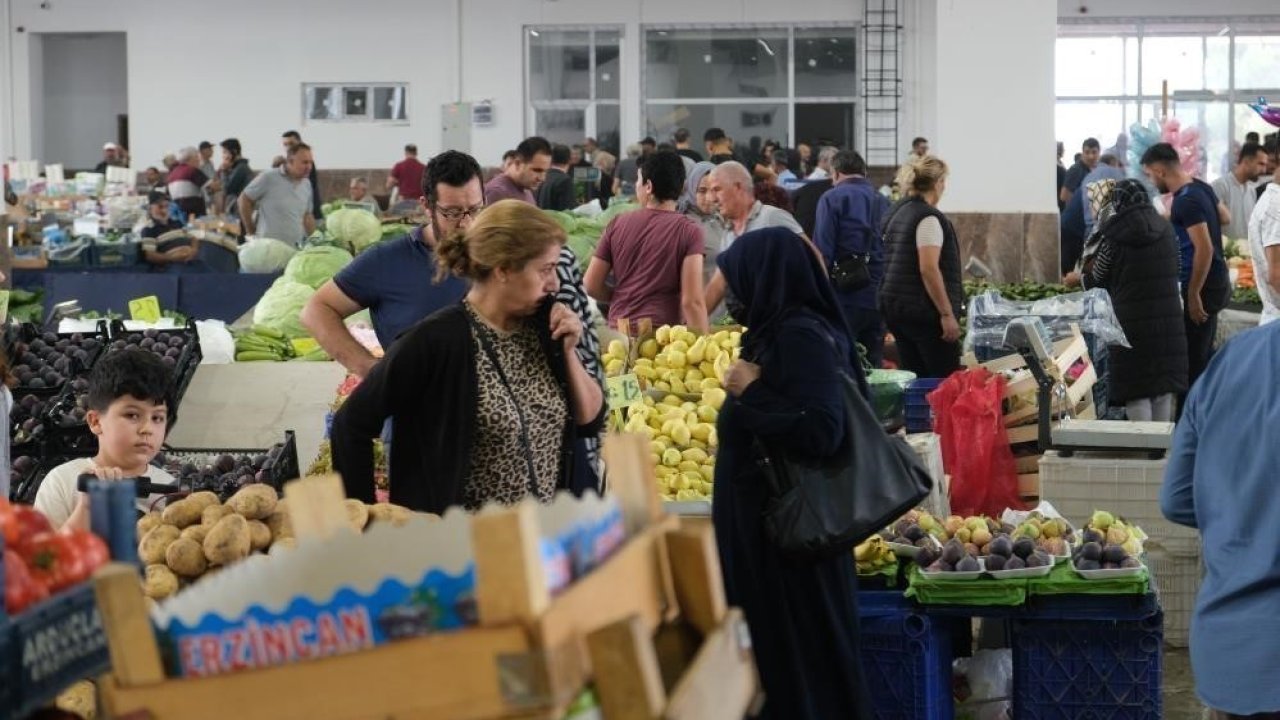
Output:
top-left (87, 395), bottom-right (167, 471)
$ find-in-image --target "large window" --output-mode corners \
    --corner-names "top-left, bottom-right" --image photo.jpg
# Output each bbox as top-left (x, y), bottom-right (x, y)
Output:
top-left (526, 27), bottom-right (621, 155)
top-left (643, 26), bottom-right (857, 154)
top-left (1056, 20), bottom-right (1280, 182)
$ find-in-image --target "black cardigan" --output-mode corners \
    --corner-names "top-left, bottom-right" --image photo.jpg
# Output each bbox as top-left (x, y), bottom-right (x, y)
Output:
top-left (330, 299), bottom-right (606, 514)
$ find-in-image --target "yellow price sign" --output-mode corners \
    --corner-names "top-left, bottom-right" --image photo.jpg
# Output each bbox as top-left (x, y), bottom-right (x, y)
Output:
top-left (128, 295), bottom-right (162, 323)
top-left (291, 337), bottom-right (320, 356)
top-left (0, 290), bottom-right (9, 324)
top-left (606, 373), bottom-right (643, 412)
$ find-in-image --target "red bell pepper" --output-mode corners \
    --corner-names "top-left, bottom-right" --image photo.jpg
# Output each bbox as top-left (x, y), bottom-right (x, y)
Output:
top-left (4, 548), bottom-right (48, 614)
top-left (20, 532), bottom-right (87, 594)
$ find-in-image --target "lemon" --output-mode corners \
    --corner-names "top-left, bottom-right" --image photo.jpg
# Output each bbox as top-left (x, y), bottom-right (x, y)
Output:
top-left (699, 464), bottom-right (715, 482)
top-left (691, 423), bottom-right (713, 441)
top-left (699, 378), bottom-right (721, 392)
top-left (656, 326), bottom-right (671, 345)
top-left (662, 394), bottom-right (682, 407)
top-left (685, 368), bottom-right (704, 384)
top-left (703, 342), bottom-right (722, 362)
top-left (654, 381), bottom-right (671, 392)
top-left (687, 338), bottom-right (707, 364)
top-left (654, 464), bottom-right (675, 478)
top-left (697, 405), bottom-right (718, 424)
top-left (671, 423), bottom-right (692, 446)
top-left (643, 395), bottom-right (656, 407)
top-left (702, 388), bottom-right (727, 411)
top-left (639, 339), bottom-right (659, 360)
top-left (634, 365), bottom-right (656, 380)
top-left (689, 439), bottom-right (708, 450)
top-left (680, 401), bottom-right (697, 413)
top-left (678, 460), bottom-right (701, 473)
top-left (670, 378), bottom-right (688, 395)
top-left (662, 448), bottom-right (682, 467)
top-left (606, 339), bottom-right (626, 357)
top-left (682, 448), bottom-right (709, 464)
top-left (605, 358), bottom-right (624, 376)
top-left (700, 480), bottom-right (715, 495)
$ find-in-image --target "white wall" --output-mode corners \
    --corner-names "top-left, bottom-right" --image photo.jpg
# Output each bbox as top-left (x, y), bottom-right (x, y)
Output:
top-left (931, 0), bottom-right (1058, 214)
top-left (3, 0), bottom-right (459, 171)
top-left (40, 32), bottom-right (126, 170)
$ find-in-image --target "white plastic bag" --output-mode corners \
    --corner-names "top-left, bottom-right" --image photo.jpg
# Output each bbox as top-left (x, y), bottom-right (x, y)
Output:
top-left (954, 649), bottom-right (1013, 720)
top-left (195, 320), bottom-right (236, 364)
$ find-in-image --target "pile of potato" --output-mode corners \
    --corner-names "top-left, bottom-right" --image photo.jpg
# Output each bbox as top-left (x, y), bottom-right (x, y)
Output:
top-left (137, 484), bottom-right (414, 600)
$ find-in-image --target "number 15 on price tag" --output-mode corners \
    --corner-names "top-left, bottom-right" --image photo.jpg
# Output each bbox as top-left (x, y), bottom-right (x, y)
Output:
top-left (606, 373), bottom-right (642, 412)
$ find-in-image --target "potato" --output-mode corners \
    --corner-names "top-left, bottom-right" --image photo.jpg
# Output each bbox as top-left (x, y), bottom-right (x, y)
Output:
top-left (265, 510), bottom-right (293, 542)
top-left (143, 564), bottom-right (179, 599)
top-left (203, 514), bottom-right (251, 566)
top-left (180, 525), bottom-right (210, 544)
top-left (164, 537), bottom-right (208, 578)
top-left (344, 499), bottom-right (370, 531)
top-left (202, 504), bottom-right (234, 527)
top-left (227, 484), bottom-right (278, 520)
top-left (138, 525), bottom-right (182, 565)
top-left (56, 679), bottom-right (96, 719)
top-left (137, 512), bottom-right (162, 538)
top-left (160, 499), bottom-right (202, 529)
top-left (185, 490), bottom-right (221, 512)
top-left (367, 502), bottom-right (413, 527)
top-left (247, 520), bottom-right (272, 551)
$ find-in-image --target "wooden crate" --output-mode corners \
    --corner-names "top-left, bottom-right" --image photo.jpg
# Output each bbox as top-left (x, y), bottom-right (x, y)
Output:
top-left (93, 436), bottom-right (759, 720)
top-left (964, 327), bottom-right (1097, 430)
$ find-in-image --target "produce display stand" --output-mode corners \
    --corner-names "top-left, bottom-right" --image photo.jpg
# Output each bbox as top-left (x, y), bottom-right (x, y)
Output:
top-left (93, 435), bottom-right (760, 720)
top-left (0, 481), bottom-right (137, 720)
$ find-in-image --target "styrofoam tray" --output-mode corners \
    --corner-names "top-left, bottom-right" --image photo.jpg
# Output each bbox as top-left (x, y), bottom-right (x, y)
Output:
top-left (1072, 561), bottom-right (1147, 579)
top-left (986, 561), bottom-right (1054, 579)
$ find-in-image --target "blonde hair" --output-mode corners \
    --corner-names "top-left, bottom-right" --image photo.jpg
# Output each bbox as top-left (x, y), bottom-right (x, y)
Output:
top-left (435, 199), bottom-right (565, 283)
top-left (895, 155), bottom-right (949, 197)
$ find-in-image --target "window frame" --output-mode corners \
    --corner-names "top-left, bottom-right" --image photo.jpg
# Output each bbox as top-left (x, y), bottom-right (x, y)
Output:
top-left (301, 82), bottom-right (409, 125)
top-left (524, 25), bottom-right (624, 149)
top-left (640, 22), bottom-right (860, 150)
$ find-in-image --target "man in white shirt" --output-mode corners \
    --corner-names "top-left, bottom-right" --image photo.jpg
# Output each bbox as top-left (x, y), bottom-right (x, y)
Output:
top-left (1212, 142), bottom-right (1268, 234)
top-left (1249, 160), bottom-right (1280, 325)
top-left (808, 146), bottom-right (838, 181)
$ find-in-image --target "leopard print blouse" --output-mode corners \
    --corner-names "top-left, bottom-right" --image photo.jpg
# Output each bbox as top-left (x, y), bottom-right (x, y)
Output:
top-left (462, 302), bottom-right (568, 510)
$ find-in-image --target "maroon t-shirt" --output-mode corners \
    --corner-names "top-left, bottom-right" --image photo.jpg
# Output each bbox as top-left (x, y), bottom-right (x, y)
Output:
top-left (595, 208), bottom-right (705, 326)
top-left (484, 174), bottom-right (535, 205)
top-left (390, 157), bottom-right (426, 200)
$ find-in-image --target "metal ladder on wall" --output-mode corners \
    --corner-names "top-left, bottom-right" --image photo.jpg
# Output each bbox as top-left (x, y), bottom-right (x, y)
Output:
top-left (862, 0), bottom-right (902, 168)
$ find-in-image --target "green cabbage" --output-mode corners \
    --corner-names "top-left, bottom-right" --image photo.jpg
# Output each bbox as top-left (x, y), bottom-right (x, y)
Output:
top-left (238, 237), bottom-right (298, 273)
top-left (252, 277), bottom-right (316, 338)
top-left (284, 245), bottom-right (353, 289)
top-left (326, 208), bottom-right (382, 254)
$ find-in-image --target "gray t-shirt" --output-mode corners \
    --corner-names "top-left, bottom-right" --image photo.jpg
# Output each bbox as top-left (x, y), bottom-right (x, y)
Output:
top-left (243, 167), bottom-right (313, 244)
top-left (722, 201), bottom-right (804, 250)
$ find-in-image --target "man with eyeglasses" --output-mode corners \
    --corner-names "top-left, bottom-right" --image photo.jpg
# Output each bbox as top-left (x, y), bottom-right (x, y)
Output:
top-left (302, 150), bottom-right (480, 376)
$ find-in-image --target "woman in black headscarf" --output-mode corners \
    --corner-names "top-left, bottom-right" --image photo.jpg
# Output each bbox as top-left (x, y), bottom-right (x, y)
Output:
top-left (1082, 178), bottom-right (1187, 421)
top-left (714, 226), bottom-right (871, 720)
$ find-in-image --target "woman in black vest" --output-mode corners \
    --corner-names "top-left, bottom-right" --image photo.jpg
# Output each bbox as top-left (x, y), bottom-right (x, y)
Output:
top-left (1081, 179), bottom-right (1187, 421)
top-left (879, 156), bottom-right (965, 378)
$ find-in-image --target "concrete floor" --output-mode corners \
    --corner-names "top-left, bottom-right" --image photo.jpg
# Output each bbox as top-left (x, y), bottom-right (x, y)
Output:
top-left (1165, 648), bottom-right (1207, 720)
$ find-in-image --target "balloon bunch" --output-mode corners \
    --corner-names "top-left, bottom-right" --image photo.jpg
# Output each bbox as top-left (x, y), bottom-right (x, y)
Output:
top-left (1249, 97), bottom-right (1280, 128)
top-left (1126, 116), bottom-right (1203, 179)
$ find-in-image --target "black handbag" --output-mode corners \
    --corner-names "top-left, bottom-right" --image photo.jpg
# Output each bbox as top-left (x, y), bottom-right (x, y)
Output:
top-left (830, 254), bottom-right (871, 292)
top-left (756, 371), bottom-right (934, 557)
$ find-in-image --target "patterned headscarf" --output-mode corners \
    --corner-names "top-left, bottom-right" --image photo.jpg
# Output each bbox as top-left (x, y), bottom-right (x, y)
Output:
top-left (1111, 178), bottom-right (1151, 213)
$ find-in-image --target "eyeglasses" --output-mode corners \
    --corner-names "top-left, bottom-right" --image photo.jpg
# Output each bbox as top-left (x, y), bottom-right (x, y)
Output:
top-left (434, 204), bottom-right (485, 221)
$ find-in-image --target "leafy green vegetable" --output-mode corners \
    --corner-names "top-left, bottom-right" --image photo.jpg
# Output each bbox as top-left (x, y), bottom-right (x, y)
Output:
top-left (239, 237), bottom-right (299, 273)
top-left (284, 245), bottom-right (353, 289)
top-left (1233, 286), bottom-right (1261, 305)
top-left (326, 208), bottom-right (382, 254)
top-left (252, 278), bottom-right (316, 338)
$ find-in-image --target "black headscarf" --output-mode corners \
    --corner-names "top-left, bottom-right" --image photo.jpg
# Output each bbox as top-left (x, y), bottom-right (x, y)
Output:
top-left (716, 227), bottom-right (864, 389)
top-left (1111, 178), bottom-right (1150, 212)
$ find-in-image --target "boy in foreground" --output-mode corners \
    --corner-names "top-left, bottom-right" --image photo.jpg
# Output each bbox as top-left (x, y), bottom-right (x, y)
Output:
top-left (35, 350), bottom-right (178, 529)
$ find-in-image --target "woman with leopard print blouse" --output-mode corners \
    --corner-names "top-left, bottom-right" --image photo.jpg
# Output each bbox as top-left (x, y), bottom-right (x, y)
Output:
top-left (331, 200), bottom-right (607, 513)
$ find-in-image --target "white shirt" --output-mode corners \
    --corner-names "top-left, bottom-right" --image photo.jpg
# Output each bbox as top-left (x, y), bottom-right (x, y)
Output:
top-left (1250, 184), bottom-right (1280, 325)
top-left (1211, 173), bottom-right (1258, 238)
top-left (34, 458), bottom-right (177, 529)
top-left (807, 167), bottom-right (830, 181)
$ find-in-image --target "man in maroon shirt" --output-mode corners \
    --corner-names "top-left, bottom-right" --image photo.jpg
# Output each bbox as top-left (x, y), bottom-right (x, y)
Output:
top-left (386, 144), bottom-right (426, 202)
top-left (583, 151), bottom-right (708, 332)
top-left (484, 136), bottom-right (551, 205)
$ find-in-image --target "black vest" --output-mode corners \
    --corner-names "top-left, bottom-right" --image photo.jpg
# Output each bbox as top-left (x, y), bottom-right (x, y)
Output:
top-left (878, 197), bottom-right (964, 323)
top-left (1091, 204), bottom-right (1188, 402)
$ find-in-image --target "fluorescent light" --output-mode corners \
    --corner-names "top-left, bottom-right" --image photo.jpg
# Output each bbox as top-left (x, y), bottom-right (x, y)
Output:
top-left (756, 38), bottom-right (775, 56)
top-left (529, 29), bottom-right (540, 37)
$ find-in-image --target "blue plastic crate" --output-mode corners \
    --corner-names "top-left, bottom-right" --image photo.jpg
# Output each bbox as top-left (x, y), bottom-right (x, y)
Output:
top-left (1011, 611), bottom-right (1163, 719)
top-left (5, 582), bottom-right (112, 717)
top-left (90, 239), bottom-right (140, 267)
top-left (859, 609), bottom-right (954, 720)
top-left (905, 407), bottom-right (934, 434)
top-left (904, 378), bottom-right (943, 434)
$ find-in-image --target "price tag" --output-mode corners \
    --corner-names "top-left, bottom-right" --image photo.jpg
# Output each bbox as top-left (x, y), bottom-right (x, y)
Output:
top-left (0, 290), bottom-right (9, 324)
top-left (128, 295), bottom-right (162, 323)
top-left (606, 373), bottom-right (643, 412)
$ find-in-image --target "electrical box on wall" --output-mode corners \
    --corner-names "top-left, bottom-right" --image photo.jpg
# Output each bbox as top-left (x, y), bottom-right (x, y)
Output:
top-left (442, 102), bottom-right (471, 154)
top-left (471, 101), bottom-right (494, 127)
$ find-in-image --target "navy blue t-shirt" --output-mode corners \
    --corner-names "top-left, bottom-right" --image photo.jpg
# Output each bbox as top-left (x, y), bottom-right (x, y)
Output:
top-left (333, 228), bottom-right (468, 350)
top-left (1170, 178), bottom-right (1228, 288)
